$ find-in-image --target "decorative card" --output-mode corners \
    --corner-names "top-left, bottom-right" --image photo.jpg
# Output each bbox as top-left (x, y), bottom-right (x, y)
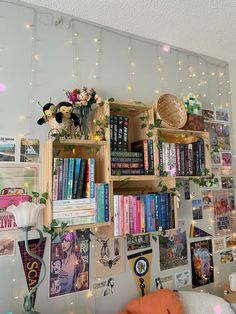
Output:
top-left (159, 221), bottom-right (188, 270)
top-left (221, 177), bottom-right (234, 189)
top-left (92, 277), bottom-right (115, 297)
top-left (202, 109), bottom-right (214, 121)
top-left (127, 233), bottom-right (150, 251)
top-left (212, 237), bottom-right (226, 253)
top-left (202, 190), bottom-right (214, 210)
top-left (49, 229), bottom-right (90, 298)
top-left (211, 152), bottom-right (221, 165)
top-left (192, 199), bottom-right (203, 220)
top-left (0, 237), bottom-right (15, 256)
top-left (20, 138), bottom-right (39, 162)
top-left (174, 270), bottom-right (191, 289)
top-left (0, 136), bottom-right (16, 162)
top-left (190, 240), bottom-right (214, 288)
top-left (220, 250), bottom-right (234, 264)
top-left (215, 108), bottom-right (229, 122)
top-left (95, 237), bottom-right (125, 278)
top-left (221, 152), bottom-right (233, 175)
top-left (226, 235), bottom-right (236, 249)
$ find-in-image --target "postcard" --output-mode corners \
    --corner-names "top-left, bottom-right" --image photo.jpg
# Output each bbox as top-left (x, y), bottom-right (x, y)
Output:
top-left (174, 270), bottom-right (191, 289)
top-left (220, 250), bottom-right (234, 264)
top-left (202, 190), bottom-right (213, 210)
top-left (215, 108), bottom-right (229, 122)
top-left (192, 199), bottom-right (203, 220)
top-left (0, 238), bottom-right (15, 256)
top-left (211, 152), bottom-right (221, 165)
top-left (0, 136), bottom-right (16, 162)
top-left (226, 235), bottom-right (236, 249)
top-left (221, 152), bottom-right (233, 175)
top-left (20, 138), bottom-right (40, 163)
top-left (202, 109), bottom-right (214, 121)
top-left (92, 277), bottom-right (115, 297)
top-left (190, 240), bottom-right (214, 288)
top-left (127, 233), bottom-right (150, 251)
top-left (212, 237), bottom-right (226, 253)
top-left (221, 177), bottom-right (234, 189)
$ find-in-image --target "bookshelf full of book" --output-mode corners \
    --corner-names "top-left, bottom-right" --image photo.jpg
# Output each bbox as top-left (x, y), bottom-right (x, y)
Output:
top-left (105, 100), bottom-right (211, 236)
top-left (42, 139), bottom-right (110, 230)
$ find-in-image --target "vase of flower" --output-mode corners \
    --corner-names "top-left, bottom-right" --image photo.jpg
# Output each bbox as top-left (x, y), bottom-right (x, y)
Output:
top-left (65, 87), bottom-right (102, 140)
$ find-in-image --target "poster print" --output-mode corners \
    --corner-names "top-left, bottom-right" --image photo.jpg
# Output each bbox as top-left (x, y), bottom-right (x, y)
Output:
top-left (226, 235), bottom-right (236, 249)
top-left (174, 270), bottom-right (191, 289)
top-left (20, 138), bottom-right (39, 162)
top-left (204, 122), bottom-right (230, 150)
top-left (212, 237), bottom-right (226, 253)
top-left (202, 109), bottom-right (214, 121)
top-left (215, 108), bottom-right (229, 122)
top-left (49, 229), bottom-right (89, 298)
top-left (190, 240), bottom-right (214, 288)
top-left (127, 233), bottom-right (150, 251)
top-left (0, 238), bottom-right (15, 256)
top-left (192, 199), bottom-right (203, 220)
top-left (202, 190), bottom-right (213, 210)
top-left (221, 152), bottom-right (233, 175)
top-left (211, 152), bottom-right (221, 165)
top-left (92, 277), bottom-right (115, 297)
top-left (159, 221), bottom-right (188, 270)
top-left (95, 237), bottom-right (125, 278)
top-left (0, 136), bottom-right (16, 162)
top-left (221, 177), bottom-right (234, 189)
top-left (220, 250), bottom-right (234, 264)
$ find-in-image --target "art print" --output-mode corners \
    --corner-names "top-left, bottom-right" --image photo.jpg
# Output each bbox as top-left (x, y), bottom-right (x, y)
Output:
top-left (220, 250), bottom-right (234, 264)
top-left (226, 235), bottom-right (236, 249)
top-left (95, 237), bottom-right (125, 278)
top-left (215, 108), bottom-right (229, 122)
top-left (202, 190), bottom-right (213, 209)
top-left (211, 152), bottom-right (221, 165)
top-left (0, 136), bottom-right (16, 162)
top-left (221, 177), bottom-right (234, 189)
top-left (155, 276), bottom-right (163, 290)
top-left (192, 199), bottom-right (203, 220)
top-left (20, 138), bottom-right (39, 163)
top-left (127, 233), bottom-right (150, 251)
top-left (0, 238), bottom-right (15, 256)
top-left (221, 152), bottom-right (233, 175)
top-left (159, 222), bottom-right (188, 270)
top-left (49, 229), bottom-right (89, 298)
top-left (174, 270), bottom-right (191, 289)
top-left (212, 237), bottom-right (226, 253)
top-left (190, 240), bottom-right (214, 288)
top-left (204, 122), bottom-right (230, 150)
top-left (92, 277), bottom-right (115, 297)
top-left (158, 275), bottom-right (174, 289)
top-left (202, 109), bottom-right (214, 121)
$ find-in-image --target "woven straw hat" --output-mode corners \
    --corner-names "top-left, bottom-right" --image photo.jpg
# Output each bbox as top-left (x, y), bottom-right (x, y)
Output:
top-left (155, 94), bottom-right (187, 128)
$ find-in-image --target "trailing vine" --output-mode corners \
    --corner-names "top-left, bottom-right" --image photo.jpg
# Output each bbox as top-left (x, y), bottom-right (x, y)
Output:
top-left (43, 219), bottom-right (69, 240)
top-left (189, 168), bottom-right (219, 187)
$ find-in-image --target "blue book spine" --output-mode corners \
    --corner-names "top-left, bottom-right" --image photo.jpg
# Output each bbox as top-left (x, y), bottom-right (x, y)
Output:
top-left (72, 158), bottom-right (81, 199)
top-left (90, 158), bottom-right (95, 198)
top-left (104, 184), bottom-right (109, 222)
top-left (62, 158), bottom-right (69, 200)
top-left (148, 140), bottom-right (154, 174)
top-left (100, 184), bottom-right (105, 222)
top-left (163, 193), bottom-right (170, 229)
top-left (160, 193), bottom-right (167, 229)
top-left (145, 195), bottom-right (152, 232)
top-left (67, 158), bottom-right (75, 199)
top-left (154, 194), bottom-right (160, 230)
top-left (58, 158), bottom-right (64, 200)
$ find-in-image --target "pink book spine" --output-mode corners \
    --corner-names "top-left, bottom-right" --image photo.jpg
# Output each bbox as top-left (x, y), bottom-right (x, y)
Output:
top-left (124, 196), bottom-right (130, 235)
top-left (118, 195), bottom-right (124, 236)
top-left (129, 195), bottom-right (134, 234)
top-left (136, 197), bottom-right (141, 233)
top-left (132, 196), bottom-right (137, 233)
top-left (140, 197), bottom-right (145, 233)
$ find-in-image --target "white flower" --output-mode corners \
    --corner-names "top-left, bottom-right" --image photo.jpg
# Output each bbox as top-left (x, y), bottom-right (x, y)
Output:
top-left (7, 201), bottom-right (44, 228)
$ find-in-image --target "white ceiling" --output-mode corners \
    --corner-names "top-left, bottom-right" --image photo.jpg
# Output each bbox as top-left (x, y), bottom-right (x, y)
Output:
top-left (21, 0), bottom-right (236, 62)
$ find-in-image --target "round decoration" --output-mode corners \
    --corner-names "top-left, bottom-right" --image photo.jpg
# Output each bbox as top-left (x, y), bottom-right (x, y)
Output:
top-left (134, 256), bottom-right (149, 277)
top-left (155, 94), bottom-right (187, 128)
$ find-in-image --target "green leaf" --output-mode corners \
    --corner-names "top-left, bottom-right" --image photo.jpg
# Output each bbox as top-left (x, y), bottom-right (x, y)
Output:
top-left (152, 235), bottom-right (158, 242)
top-left (154, 119), bottom-right (162, 127)
top-left (149, 124), bottom-right (154, 130)
top-left (108, 97), bottom-right (114, 102)
top-left (32, 191), bottom-right (40, 198)
top-left (42, 192), bottom-right (49, 199)
top-left (141, 123), bottom-right (147, 128)
top-left (146, 131), bottom-right (153, 137)
top-left (39, 197), bottom-right (46, 204)
top-left (51, 219), bottom-right (58, 228)
top-left (61, 222), bottom-right (68, 230)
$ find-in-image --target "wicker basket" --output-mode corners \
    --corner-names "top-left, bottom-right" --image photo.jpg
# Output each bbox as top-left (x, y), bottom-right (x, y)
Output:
top-left (155, 94), bottom-right (187, 128)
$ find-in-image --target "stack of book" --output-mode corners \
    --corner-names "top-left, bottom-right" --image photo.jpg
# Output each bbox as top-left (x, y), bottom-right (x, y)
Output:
top-left (158, 139), bottom-right (205, 176)
top-left (114, 192), bottom-right (175, 236)
top-left (111, 140), bottom-right (154, 175)
top-left (110, 115), bottom-right (129, 151)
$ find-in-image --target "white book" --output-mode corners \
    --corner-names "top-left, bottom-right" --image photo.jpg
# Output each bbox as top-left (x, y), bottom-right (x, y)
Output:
top-left (53, 198), bottom-right (95, 206)
top-left (114, 195), bottom-right (120, 236)
top-left (53, 209), bottom-right (95, 219)
top-left (53, 203), bottom-right (96, 212)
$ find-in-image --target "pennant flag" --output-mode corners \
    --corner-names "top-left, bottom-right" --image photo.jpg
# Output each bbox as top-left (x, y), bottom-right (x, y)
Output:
top-left (190, 223), bottom-right (213, 238)
top-left (18, 237), bottom-right (46, 307)
top-left (127, 249), bottom-right (152, 297)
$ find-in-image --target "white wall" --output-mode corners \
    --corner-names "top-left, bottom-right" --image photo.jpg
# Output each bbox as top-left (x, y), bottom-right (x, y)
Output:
top-left (0, 2), bottom-right (234, 314)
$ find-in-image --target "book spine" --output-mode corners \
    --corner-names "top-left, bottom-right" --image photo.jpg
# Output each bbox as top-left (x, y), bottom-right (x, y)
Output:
top-left (136, 196), bottom-right (141, 233)
top-left (160, 193), bottom-right (167, 229)
top-left (72, 158), bottom-right (81, 199)
top-left (170, 143), bottom-right (176, 176)
top-left (111, 151), bottom-right (143, 157)
top-left (111, 157), bottom-right (143, 163)
top-left (148, 140), bottom-right (154, 174)
top-left (113, 115), bottom-right (118, 151)
top-left (84, 158), bottom-right (90, 198)
top-left (56, 216), bottom-right (95, 226)
top-left (111, 162), bottom-right (143, 169)
top-left (164, 193), bottom-right (170, 229)
top-left (76, 159), bottom-right (87, 198)
top-left (145, 194), bottom-right (152, 232)
top-left (104, 184), bottom-right (109, 222)
top-left (194, 142), bottom-right (200, 175)
top-left (117, 116), bottom-right (124, 151)
top-left (123, 116), bottom-right (129, 152)
top-left (100, 184), bottom-right (105, 222)
top-left (188, 143), bottom-right (193, 176)
top-left (180, 144), bottom-right (185, 176)
top-left (58, 158), bottom-right (64, 200)
top-left (114, 195), bottom-right (119, 236)
top-left (140, 196), bottom-right (145, 233)
top-left (110, 115), bottom-right (114, 151)
top-left (200, 139), bottom-right (205, 175)
top-left (53, 209), bottom-right (95, 219)
top-left (175, 143), bottom-right (180, 176)
top-left (53, 158), bottom-right (59, 200)
top-left (111, 169), bottom-right (145, 175)
top-left (128, 195), bottom-right (134, 234)
top-left (62, 158), bottom-right (69, 200)
top-left (158, 141), bottom-right (163, 176)
top-left (90, 158), bottom-right (95, 198)
top-left (154, 194), bottom-right (159, 230)
top-left (123, 196), bottom-right (130, 234)
top-left (170, 194), bottom-right (175, 229)
top-left (95, 183), bottom-right (100, 222)
top-left (67, 158), bottom-right (75, 199)
top-left (119, 195), bottom-right (124, 235)
top-left (150, 194), bottom-right (156, 231)
top-left (132, 196), bottom-right (137, 233)
top-left (53, 203), bottom-right (96, 213)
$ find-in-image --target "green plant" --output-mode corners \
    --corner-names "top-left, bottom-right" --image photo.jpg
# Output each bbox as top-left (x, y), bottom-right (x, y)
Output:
top-left (31, 191), bottom-right (49, 204)
top-left (189, 168), bottom-right (219, 187)
top-left (43, 219), bottom-right (68, 240)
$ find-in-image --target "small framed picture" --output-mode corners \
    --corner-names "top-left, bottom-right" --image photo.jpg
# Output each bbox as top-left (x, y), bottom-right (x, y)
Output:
top-left (215, 108), bottom-right (229, 122)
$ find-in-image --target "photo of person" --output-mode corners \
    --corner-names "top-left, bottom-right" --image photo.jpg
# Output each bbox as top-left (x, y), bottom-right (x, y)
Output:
top-left (49, 229), bottom-right (90, 298)
top-left (103, 277), bottom-right (115, 296)
top-left (155, 277), bottom-right (163, 290)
